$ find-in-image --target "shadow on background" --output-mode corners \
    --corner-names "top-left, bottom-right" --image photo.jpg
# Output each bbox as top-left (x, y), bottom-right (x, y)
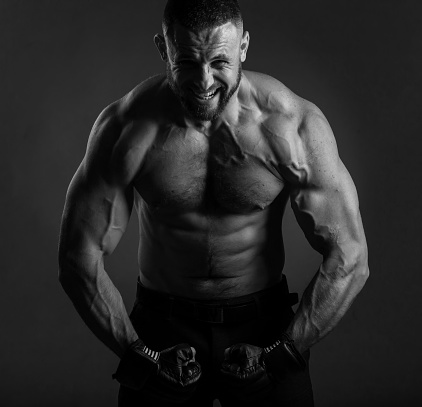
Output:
top-left (1, 0), bottom-right (421, 406)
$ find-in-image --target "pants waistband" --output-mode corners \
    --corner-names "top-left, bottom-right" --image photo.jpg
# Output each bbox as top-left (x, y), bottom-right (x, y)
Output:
top-left (136, 275), bottom-right (298, 324)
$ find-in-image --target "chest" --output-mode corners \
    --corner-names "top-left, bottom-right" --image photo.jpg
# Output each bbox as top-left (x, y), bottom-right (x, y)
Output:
top-left (135, 125), bottom-right (285, 213)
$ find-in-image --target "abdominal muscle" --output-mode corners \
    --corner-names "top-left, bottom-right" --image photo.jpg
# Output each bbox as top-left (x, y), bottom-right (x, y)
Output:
top-left (137, 204), bottom-right (286, 300)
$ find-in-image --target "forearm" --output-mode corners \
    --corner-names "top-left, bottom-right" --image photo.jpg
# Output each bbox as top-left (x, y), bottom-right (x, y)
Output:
top-left (59, 252), bottom-right (138, 358)
top-left (286, 248), bottom-right (369, 353)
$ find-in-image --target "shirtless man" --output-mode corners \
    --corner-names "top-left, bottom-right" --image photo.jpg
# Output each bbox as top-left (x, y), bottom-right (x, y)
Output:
top-left (58, 0), bottom-right (369, 406)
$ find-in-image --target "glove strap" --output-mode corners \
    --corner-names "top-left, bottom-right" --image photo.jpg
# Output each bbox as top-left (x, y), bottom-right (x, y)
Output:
top-left (112, 339), bottom-right (160, 390)
top-left (138, 341), bottom-right (160, 363)
top-left (264, 333), bottom-right (307, 369)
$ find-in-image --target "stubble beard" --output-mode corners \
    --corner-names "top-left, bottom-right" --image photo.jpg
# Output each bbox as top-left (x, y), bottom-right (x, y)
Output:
top-left (167, 63), bottom-right (242, 122)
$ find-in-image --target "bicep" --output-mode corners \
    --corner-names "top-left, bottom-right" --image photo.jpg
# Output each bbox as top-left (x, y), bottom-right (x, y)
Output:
top-left (290, 160), bottom-right (364, 256)
top-left (288, 109), bottom-right (366, 257)
top-left (59, 106), bottom-right (134, 262)
top-left (60, 165), bottom-right (133, 258)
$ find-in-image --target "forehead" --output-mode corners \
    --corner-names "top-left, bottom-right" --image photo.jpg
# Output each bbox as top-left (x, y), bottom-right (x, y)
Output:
top-left (167, 22), bottom-right (241, 57)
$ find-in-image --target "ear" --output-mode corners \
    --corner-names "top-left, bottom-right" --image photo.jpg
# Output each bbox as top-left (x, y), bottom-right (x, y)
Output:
top-left (154, 34), bottom-right (167, 61)
top-left (240, 31), bottom-right (250, 63)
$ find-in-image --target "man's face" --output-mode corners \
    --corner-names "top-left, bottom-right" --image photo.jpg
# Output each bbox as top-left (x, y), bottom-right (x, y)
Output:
top-left (159, 22), bottom-right (249, 122)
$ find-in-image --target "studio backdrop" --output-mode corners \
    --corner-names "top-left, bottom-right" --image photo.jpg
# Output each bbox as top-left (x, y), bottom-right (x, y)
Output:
top-left (1, 0), bottom-right (421, 406)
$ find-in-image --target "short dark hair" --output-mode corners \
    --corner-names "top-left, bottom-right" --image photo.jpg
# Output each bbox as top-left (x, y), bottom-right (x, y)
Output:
top-left (163, 0), bottom-right (243, 37)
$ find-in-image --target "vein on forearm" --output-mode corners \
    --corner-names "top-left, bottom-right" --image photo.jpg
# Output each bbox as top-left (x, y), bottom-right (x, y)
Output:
top-left (291, 252), bottom-right (367, 351)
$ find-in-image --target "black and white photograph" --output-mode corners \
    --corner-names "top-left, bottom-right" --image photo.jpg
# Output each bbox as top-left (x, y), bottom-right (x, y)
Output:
top-left (2, 1), bottom-right (421, 406)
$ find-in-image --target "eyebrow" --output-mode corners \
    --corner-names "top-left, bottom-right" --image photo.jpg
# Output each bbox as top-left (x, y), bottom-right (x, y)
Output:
top-left (176, 53), bottom-right (231, 61)
top-left (211, 54), bottom-right (230, 61)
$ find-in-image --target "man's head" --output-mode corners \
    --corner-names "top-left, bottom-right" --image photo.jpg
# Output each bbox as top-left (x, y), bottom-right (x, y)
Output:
top-left (155, 0), bottom-right (249, 122)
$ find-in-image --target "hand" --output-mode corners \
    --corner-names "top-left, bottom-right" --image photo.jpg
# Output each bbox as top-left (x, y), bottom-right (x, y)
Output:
top-left (113, 340), bottom-right (201, 403)
top-left (220, 343), bottom-right (273, 401)
top-left (220, 335), bottom-right (306, 401)
top-left (150, 343), bottom-right (202, 402)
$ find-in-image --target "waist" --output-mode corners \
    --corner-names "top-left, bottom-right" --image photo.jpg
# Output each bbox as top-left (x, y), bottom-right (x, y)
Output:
top-left (135, 275), bottom-right (298, 324)
top-left (138, 209), bottom-right (286, 295)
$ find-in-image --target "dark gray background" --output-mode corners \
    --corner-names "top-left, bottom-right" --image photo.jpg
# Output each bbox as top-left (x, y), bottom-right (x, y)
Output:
top-left (2, 0), bottom-right (421, 406)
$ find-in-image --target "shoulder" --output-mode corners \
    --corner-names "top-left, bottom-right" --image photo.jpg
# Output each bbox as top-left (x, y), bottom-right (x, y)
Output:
top-left (297, 102), bottom-right (338, 167)
top-left (117, 74), bottom-right (168, 121)
top-left (248, 71), bottom-right (334, 142)
top-left (282, 101), bottom-right (340, 186)
top-left (84, 75), bottom-right (168, 185)
top-left (242, 70), bottom-right (332, 128)
top-left (89, 74), bottom-right (166, 140)
top-left (241, 71), bottom-right (331, 143)
top-left (241, 70), bottom-right (305, 119)
top-left (243, 71), bottom-right (339, 183)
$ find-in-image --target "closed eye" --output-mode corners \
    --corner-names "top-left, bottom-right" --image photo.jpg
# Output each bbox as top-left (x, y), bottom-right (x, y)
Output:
top-left (212, 60), bottom-right (229, 68)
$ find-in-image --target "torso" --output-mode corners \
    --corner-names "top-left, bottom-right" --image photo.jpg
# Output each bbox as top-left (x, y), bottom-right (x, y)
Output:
top-left (118, 71), bottom-right (305, 299)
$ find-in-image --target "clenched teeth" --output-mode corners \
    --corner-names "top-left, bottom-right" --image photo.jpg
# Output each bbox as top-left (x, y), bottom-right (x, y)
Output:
top-left (192, 89), bottom-right (218, 100)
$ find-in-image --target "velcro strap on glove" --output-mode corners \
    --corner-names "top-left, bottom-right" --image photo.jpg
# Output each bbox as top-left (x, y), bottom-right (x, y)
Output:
top-left (112, 339), bottom-right (160, 390)
top-left (264, 333), bottom-right (306, 369)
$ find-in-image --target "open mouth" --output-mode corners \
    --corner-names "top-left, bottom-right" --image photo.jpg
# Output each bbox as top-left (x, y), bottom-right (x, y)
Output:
top-left (191, 88), bottom-right (220, 101)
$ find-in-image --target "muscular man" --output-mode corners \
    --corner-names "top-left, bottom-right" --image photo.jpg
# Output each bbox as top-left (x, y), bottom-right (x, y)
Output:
top-left (58, 0), bottom-right (369, 405)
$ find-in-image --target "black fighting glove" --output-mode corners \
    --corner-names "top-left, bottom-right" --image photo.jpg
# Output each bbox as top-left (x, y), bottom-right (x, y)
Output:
top-left (113, 339), bottom-right (201, 403)
top-left (220, 333), bottom-right (306, 401)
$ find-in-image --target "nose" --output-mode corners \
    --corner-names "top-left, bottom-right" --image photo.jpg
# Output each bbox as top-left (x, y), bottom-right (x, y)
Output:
top-left (196, 65), bottom-right (214, 91)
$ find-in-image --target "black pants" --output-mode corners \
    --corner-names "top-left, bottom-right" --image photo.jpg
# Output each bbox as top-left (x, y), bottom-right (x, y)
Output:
top-left (118, 277), bottom-right (314, 406)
